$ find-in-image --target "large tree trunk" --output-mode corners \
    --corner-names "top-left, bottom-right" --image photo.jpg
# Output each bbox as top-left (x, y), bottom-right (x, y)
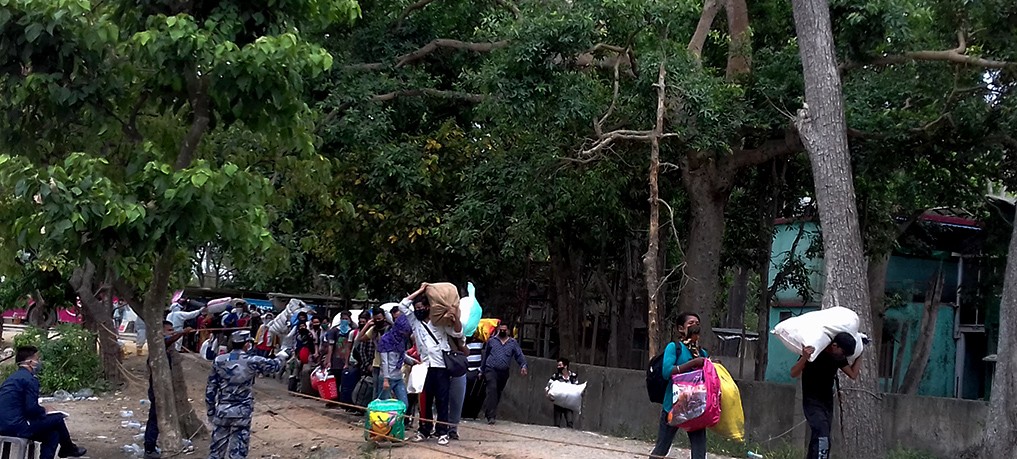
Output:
top-left (550, 240), bottom-right (584, 360)
top-left (899, 270), bottom-right (944, 395)
top-left (679, 163), bottom-right (730, 351)
top-left (69, 262), bottom-right (124, 386)
top-left (790, 0), bottom-right (886, 456)
top-left (981, 212), bottom-right (1017, 458)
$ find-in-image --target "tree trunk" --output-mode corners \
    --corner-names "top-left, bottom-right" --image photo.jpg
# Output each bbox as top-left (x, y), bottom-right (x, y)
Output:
top-left (725, 0), bottom-right (751, 78)
top-left (550, 240), bottom-right (584, 360)
top-left (867, 252), bottom-right (891, 356)
top-left (679, 163), bottom-right (730, 351)
top-left (790, 0), bottom-right (885, 456)
top-left (899, 270), bottom-right (944, 395)
top-left (726, 266), bottom-right (749, 328)
top-left (981, 212), bottom-right (1017, 458)
top-left (891, 324), bottom-right (909, 393)
top-left (643, 62), bottom-right (667, 358)
top-left (69, 263), bottom-right (124, 386)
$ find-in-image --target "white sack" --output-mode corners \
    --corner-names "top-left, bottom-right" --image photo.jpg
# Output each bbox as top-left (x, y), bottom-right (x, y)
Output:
top-left (546, 380), bottom-right (587, 414)
top-left (771, 306), bottom-right (864, 362)
top-left (205, 297), bottom-right (233, 314)
top-left (407, 365), bottom-right (428, 394)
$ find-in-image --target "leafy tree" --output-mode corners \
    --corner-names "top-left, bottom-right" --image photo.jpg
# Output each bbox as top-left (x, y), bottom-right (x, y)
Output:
top-left (0, 0), bottom-right (357, 450)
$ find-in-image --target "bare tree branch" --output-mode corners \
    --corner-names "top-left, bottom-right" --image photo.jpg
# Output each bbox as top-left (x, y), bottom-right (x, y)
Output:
top-left (841, 31), bottom-right (1017, 72)
top-left (371, 88), bottom-right (486, 103)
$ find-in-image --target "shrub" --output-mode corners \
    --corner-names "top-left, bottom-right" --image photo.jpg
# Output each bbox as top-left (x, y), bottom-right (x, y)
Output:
top-left (10, 324), bottom-right (103, 394)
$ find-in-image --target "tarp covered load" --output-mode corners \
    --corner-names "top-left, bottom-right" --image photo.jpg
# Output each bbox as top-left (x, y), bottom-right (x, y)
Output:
top-left (425, 282), bottom-right (461, 327)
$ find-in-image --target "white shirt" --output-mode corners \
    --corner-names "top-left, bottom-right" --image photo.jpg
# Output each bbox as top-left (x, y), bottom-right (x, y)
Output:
top-left (166, 308), bottom-right (203, 350)
top-left (398, 298), bottom-right (463, 369)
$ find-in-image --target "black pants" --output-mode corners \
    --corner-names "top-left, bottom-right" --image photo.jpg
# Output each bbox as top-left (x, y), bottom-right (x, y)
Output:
top-left (804, 399), bottom-right (833, 459)
top-left (4, 414), bottom-right (78, 459)
top-left (146, 381), bottom-right (159, 453)
top-left (553, 405), bottom-right (574, 428)
top-left (482, 368), bottom-right (510, 421)
top-left (650, 410), bottom-right (706, 459)
top-left (419, 367), bottom-right (451, 438)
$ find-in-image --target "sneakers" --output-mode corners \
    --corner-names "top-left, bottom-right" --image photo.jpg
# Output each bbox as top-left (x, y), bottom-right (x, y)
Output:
top-left (143, 450), bottom-right (162, 459)
top-left (437, 435), bottom-right (450, 446)
top-left (411, 433), bottom-right (428, 443)
top-left (487, 418), bottom-right (496, 425)
top-left (448, 431), bottom-right (460, 441)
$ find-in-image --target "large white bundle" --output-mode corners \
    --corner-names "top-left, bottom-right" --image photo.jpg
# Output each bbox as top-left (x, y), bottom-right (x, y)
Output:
top-left (772, 306), bottom-right (864, 362)
top-left (205, 297), bottom-right (233, 314)
top-left (546, 380), bottom-right (587, 414)
top-left (268, 299), bottom-right (311, 341)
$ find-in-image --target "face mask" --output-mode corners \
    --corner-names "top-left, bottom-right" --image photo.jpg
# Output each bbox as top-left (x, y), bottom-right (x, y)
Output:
top-left (557, 366), bottom-right (564, 371)
top-left (25, 359), bottom-right (42, 374)
top-left (685, 325), bottom-right (702, 337)
top-left (414, 309), bottom-right (430, 321)
top-left (498, 330), bottom-right (508, 338)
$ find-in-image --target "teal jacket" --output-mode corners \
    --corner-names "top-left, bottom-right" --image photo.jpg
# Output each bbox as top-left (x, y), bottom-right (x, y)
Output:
top-left (661, 341), bottom-right (709, 413)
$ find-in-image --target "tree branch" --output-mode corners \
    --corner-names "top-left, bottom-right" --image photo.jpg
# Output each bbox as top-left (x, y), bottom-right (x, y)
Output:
top-left (492, 0), bottom-right (520, 18)
top-left (396, 39), bottom-right (510, 67)
top-left (176, 74), bottom-right (210, 171)
top-left (319, 88), bottom-right (485, 131)
top-left (393, 0), bottom-right (443, 30)
top-left (841, 31), bottom-right (1017, 72)
top-left (727, 128), bottom-right (803, 171)
top-left (725, 0), bottom-right (751, 78)
top-left (687, 0), bottom-right (720, 63)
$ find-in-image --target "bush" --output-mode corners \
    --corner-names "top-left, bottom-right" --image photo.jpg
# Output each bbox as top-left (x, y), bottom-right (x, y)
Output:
top-left (10, 324), bottom-right (103, 394)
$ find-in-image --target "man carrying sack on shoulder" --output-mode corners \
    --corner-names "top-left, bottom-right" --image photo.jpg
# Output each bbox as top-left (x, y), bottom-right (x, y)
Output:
top-left (397, 283), bottom-right (465, 447)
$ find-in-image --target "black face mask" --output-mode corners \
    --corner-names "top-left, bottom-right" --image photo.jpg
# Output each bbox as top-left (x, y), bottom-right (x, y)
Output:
top-left (414, 309), bottom-right (430, 321)
top-left (498, 330), bottom-right (508, 338)
top-left (685, 325), bottom-right (702, 337)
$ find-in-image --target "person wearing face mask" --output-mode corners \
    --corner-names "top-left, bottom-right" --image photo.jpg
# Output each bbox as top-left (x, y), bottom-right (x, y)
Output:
top-left (480, 323), bottom-right (528, 425)
top-left (650, 312), bottom-right (710, 459)
top-left (548, 358), bottom-right (579, 428)
top-left (356, 307), bottom-right (390, 399)
top-left (0, 346), bottom-right (87, 459)
top-left (321, 311), bottom-right (353, 407)
top-left (398, 283), bottom-right (465, 446)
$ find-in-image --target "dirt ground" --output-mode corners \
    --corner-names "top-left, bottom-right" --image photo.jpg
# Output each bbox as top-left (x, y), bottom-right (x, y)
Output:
top-left (3, 329), bottom-right (733, 459)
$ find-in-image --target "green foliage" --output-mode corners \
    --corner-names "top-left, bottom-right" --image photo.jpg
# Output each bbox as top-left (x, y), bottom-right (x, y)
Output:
top-left (10, 324), bottom-right (102, 394)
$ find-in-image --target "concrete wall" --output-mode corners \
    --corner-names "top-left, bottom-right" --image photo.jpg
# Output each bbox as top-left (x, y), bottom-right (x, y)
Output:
top-left (499, 357), bottom-right (986, 458)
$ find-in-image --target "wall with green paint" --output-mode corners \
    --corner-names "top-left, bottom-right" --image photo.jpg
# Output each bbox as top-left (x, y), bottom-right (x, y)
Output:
top-left (882, 303), bottom-right (957, 397)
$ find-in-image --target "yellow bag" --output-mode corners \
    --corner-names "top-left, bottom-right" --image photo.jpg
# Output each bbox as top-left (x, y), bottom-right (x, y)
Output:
top-left (709, 362), bottom-right (745, 442)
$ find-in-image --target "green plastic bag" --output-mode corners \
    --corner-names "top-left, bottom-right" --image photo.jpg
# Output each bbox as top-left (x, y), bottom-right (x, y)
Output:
top-left (364, 399), bottom-right (407, 442)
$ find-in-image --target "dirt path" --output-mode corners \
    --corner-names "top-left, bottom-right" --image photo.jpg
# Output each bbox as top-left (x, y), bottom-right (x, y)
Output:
top-left (4, 332), bottom-right (733, 459)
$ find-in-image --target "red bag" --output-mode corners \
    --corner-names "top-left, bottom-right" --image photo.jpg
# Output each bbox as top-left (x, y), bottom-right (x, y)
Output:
top-left (311, 367), bottom-right (338, 400)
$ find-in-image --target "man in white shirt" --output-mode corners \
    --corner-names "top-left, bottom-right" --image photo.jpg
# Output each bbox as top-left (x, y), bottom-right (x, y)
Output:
top-left (166, 299), bottom-right (206, 350)
top-left (397, 283), bottom-right (463, 446)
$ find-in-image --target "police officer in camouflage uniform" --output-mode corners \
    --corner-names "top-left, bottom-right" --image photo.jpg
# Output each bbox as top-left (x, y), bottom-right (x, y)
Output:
top-left (205, 331), bottom-right (288, 459)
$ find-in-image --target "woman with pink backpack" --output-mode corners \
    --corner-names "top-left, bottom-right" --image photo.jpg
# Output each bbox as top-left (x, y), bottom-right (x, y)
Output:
top-left (650, 312), bottom-right (711, 459)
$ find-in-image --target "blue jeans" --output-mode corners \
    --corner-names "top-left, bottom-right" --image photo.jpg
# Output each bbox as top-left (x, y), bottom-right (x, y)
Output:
top-left (373, 367), bottom-right (383, 399)
top-left (380, 378), bottom-right (409, 407)
top-left (650, 410), bottom-right (706, 459)
top-left (448, 374), bottom-right (467, 434)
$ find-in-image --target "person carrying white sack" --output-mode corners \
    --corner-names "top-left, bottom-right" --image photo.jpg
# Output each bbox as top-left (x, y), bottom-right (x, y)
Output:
top-left (546, 358), bottom-right (580, 428)
top-left (790, 332), bottom-right (862, 459)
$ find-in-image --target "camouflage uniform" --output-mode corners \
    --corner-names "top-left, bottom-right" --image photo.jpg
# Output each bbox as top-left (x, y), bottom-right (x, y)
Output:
top-left (205, 333), bottom-right (285, 459)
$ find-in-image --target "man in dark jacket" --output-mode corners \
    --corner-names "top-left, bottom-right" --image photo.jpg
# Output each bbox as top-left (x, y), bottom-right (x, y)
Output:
top-left (0, 346), bottom-right (87, 459)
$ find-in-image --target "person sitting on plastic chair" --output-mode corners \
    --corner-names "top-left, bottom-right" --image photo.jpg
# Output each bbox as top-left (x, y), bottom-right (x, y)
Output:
top-left (0, 346), bottom-right (87, 459)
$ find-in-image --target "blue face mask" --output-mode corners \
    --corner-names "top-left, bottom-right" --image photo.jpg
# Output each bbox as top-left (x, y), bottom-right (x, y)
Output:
top-left (338, 319), bottom-right (351, 334)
